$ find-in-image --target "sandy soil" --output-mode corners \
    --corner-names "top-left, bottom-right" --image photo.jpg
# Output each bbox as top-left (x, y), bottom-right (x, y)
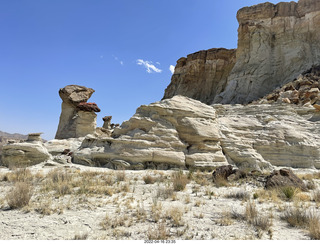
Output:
top-left (0, 163), bottom-right (319, 240)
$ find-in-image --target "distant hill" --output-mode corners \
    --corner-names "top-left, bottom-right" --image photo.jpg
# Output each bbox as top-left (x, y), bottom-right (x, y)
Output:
top-left (0, 131), bottom-right (28, 141)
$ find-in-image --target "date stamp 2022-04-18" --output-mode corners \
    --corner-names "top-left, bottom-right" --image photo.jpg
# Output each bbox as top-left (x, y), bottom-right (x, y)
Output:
top-left (144, 240), bottom-right (177, 244)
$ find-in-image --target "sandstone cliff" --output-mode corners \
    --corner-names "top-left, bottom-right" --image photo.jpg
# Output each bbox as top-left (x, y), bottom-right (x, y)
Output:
top-left (163, 48), bottom-right (236, 104)
top-left (164, 0), bottom-right (320, 104)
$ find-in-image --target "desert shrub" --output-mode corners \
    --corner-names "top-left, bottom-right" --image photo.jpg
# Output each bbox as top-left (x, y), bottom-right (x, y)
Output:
top-left (151, 200), bottom-right (163, 223)
top-left (279, 186), bottom-right (299, 201)
top-left (147, 222), bottom-right (168, 240)
top-left (214, 175), bottom-right (229, 187)
top-left (232, 201), bottom-right (272, 231)
top-left (166, 207), bottom-right (184, 227)
top-left (281, 206), bottom-right (320, 239)
top-left (252, 216), bottom-right (272, 231)
top-left (6, 168), bottom-right (34, 182)
top-left (281, 206), bottom-right (309, 228)
top-left (116, 171), bottom-right (126, 182)
top-left (245, 201), bottom-right (258, 223)
top-left (100, 214), bottom-right (129, 229)
top-left (312, 189), bottom-right (320, 202)
top-left (73, 232), bottom-right (88, 240)
top-left (6, 182), bottom-right (33, 209)
top-left (48, 168), bottom-right (72, 183)
top-left (219, 211), bottom-right (233, 226)
top-left (309, 210), bottom-right (320, 240)
top-left (143, 175), bottom-right (156, 184)
top-left (254, 189), bottom-right (280, 203)
top-left (172, 171), bottom-right (189, 191)
top-left (225, 189), bottom-right (250, 200)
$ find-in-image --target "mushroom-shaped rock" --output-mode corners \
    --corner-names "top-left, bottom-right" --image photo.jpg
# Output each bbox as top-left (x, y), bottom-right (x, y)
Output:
top-left (55, 85), bottom-right (100, 139)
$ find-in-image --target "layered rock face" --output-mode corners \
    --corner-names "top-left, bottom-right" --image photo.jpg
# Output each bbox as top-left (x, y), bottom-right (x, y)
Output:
top-left (164, 0), bottom-right (320, 105)
top-left (2, 133), bottom-right (51, 168)
top-left (163, 48), bottom-right (236, 104)
top-left (55, 85), bottom-right (101, 139)
top-left (218, 0), bottom-right (320, 104)
top-left (3, 95), bottom-right (320, 170)
top-left (73, 96), bottom-right (228, 170)
top-left (214, 103), bottom-right (320, 170)
top-left (72, 95), bottom-right (320, 170)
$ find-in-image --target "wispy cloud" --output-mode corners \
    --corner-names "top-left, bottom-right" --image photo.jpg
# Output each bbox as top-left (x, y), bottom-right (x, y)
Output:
top-left (169, 65), bottom-right (175, 74)
top-left (136, 59), bottom-right (162, 73)
top-left (113, 55), bottom-right (124, 65)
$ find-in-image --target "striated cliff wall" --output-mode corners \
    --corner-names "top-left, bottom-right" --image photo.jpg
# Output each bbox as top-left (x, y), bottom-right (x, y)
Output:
top-left (163, 48), bottom-right (236, 104)
top-left (164, 0), bottom-right (320, 104)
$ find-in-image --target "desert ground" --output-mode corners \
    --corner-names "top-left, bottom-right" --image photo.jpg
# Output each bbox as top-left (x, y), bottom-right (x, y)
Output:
top-left (0, 163), bottom-right (319, 240)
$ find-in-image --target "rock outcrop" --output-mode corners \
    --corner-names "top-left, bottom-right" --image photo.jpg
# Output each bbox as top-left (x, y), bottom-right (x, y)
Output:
top-left (55, 85), bottom-right (101, 139)
top-left (73, 96), bottom-right (228, 170)
top-left (163, 48), bottom-right (236, 104)
top-left (2, 133), bottom-right (51, 168)
top-left (265, 168), bottom-right (307, 190)
top-left (255, 65), bottom-right (320, 107)
top-left (73, 95), bottom-right (320, 171)
top-left (3, 95), bottom-right (320, 170)
top-left (164, 0), bottom-right (320, 105)
top-left (4, 1), bottom-right (320, 172)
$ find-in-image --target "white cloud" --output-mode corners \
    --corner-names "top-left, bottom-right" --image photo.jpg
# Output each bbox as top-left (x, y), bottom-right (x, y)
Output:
top-left (136, 59), bottom-right (162, 73)
top-left (169, 65), bottom-right (175, 74)
top-left (113, 55), bottom-right (124, 65)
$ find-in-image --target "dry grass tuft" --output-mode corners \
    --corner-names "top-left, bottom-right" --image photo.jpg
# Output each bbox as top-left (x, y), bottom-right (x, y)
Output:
top-left (166, 206), bottom-right (184, 227)
top-left (6, 182), bottom-right (33, 209)
top-left (218, 211), bottom-right (233, 226)
top-left (172, 171), bottom-right (189, 192)
top-left (147, 221), bottom-right (168, 240)
top-left (5, 168), bottom-right (34, 183)
top-left (253, 189), bottom-right (280, 203)
top-left (281, 206), bottom-right (310, 228)
top-left (225, 189), bottom-right (250, 201)
top-left (73, 232), bottom-right (89, 240)
top-left (156, 185), bottom-right (174, 200)
top-left (115, 171), bottom-right (126, 182)
top-left (143, 174), bottom-right (157, 184)
top-left (213, 175), bottom-right (229, 187)
top-left (309, 210), bottom-right (320, 240)
top-left (232, 201), bottom-right (272, 231)
top-left (151, 200), bottom-right (163, 223)
top-left (312, 189), bottom-right (320, 203)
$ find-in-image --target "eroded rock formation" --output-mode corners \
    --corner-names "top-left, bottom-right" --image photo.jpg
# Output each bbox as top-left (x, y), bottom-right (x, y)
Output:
top-left (73, 96), bottom-right (228, 170)
top-left (163, 48), bottom-right (236, 104)
top-left (2, 133), bottom-right (51, 168)
top-left (55, 85), bottom-right (101, 139)
top-left (3, 0), bottom-right (320, 172)
top-left (164, 0), bottom-right (320, 105)
top-left (72, 95), bottom-right (320, 171)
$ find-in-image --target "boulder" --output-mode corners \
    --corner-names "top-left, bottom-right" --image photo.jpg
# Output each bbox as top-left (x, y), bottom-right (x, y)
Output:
top-left (265, 168), bottom-right (307, 191)
top-left (1, 141), bottom-right (51, 168)
top-left (212, 165), bottom-right (235, 182)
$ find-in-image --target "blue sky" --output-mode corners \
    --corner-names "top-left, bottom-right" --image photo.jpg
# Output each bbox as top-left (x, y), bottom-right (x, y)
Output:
top-left (0, 0), bottom-right (294, 140)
